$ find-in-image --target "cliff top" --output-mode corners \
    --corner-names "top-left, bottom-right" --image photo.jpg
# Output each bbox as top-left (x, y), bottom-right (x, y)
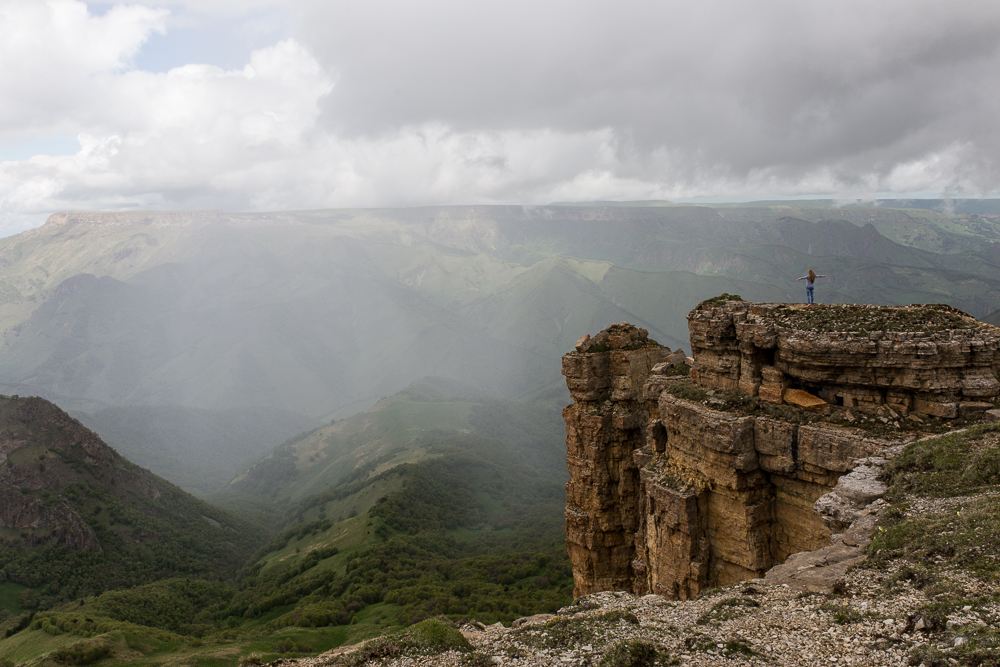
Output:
top-left (760, 302), bottom-right (978, 334)
top-left (573, 322), bottom-right (662, 354)
top-left (692, 298), bottom-right (990, 337)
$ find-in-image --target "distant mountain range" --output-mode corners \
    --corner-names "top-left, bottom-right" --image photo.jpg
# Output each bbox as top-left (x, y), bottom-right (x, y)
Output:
top-left (1, 202), bottom-right (1000, 494)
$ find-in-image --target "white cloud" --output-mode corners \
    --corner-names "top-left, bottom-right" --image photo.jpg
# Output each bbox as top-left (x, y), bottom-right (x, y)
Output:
top-left (2, 0), bottom-right (1000, 235)
top-left (0, 0), bottom-right (168, 138)
top-left (0, 1), bottom-right (332, 230)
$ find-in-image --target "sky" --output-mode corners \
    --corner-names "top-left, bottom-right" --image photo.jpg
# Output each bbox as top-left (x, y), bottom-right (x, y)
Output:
top-left (1, 0), bottom-right (999, 235)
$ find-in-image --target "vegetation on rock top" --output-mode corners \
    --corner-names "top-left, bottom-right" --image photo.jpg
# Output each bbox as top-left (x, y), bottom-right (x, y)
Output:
top-left (766, 303), bottom-right (978, 334)
top-left (867, 423), bottom-right (1000, 665)
top-left (697, 293), bottom-right (744, 307)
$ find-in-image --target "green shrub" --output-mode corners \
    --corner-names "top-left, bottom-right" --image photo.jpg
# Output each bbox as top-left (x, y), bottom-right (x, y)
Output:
top-left (699, 294), bottom-right (743, 306)
top-left (666, 381), bottom-right (709, 402)
top-left (51, 642), bottom-right (112, 665)
top-left (696, 597), bottom-right (760, 625)
top-left (402, 618), bottom-right (472, 653)
top-left (272, 637), bottom-right (312, 654)
top-left (599, 639), bottom-right (660, 667)
top-left (597, 610), bottom-right (639, 626)
top-left (883, 424), bottom-right (1000, 498)
top-left (5, 612), bottom-right (33, 638)
top-left (237, 652), bottom-right (263, 667)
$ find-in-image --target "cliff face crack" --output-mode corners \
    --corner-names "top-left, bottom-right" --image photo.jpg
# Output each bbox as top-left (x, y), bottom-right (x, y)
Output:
top-left (562, 303), bottom-right (1000, 599)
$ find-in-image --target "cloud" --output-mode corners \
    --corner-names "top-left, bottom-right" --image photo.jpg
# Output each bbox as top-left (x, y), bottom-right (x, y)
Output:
top-left (2, 0), bottom-right (1000, 234)
top-left (294, 0), bottom-right (1000, 182)
top-left (0, 1), bottom-right (331, 230)
top-left (0, 0), bottom-right (167, 138)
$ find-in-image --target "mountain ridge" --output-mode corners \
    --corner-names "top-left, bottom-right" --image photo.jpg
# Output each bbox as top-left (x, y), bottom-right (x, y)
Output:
top-left (3, 204), bottom-right (1000, 495)
top-left (0, 394), bottom-right (266, 611)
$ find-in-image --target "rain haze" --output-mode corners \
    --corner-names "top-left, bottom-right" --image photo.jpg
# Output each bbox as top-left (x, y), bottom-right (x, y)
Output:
top-left (6, 6), bottom-right (1000, 649)
top-left (1, 0), bottom-right (999, 235)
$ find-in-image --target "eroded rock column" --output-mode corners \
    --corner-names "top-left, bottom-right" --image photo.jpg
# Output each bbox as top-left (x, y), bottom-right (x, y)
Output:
top-left (562, 324), bottom-right (663, 597)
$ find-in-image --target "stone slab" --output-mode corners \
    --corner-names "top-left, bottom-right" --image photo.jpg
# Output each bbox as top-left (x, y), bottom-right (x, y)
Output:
top-left (783, 389), bottom-right (830, 412)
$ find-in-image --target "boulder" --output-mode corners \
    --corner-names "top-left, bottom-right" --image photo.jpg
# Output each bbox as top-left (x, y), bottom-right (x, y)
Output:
top-left (783, 389), bottom-right (829, 412)
top-left (667, 349), bottom-right (687, 366)
top-left (762, 544), bottom-right (866, 594)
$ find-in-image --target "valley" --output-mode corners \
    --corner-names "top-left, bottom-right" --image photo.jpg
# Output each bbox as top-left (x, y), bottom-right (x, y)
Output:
top-left (0, 201), bottom-right (999, 665)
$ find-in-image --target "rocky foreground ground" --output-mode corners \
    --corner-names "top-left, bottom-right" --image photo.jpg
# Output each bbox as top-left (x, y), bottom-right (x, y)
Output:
top-left (262, 424), bottom-right (1000, 667)
top-left (269, 567), bottom-right (993, 667)
top-left (262, 491), bottom-right (999, 667)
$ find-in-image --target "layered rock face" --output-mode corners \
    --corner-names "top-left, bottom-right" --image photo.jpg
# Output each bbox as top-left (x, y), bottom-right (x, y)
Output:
top-left (563, 302), bottom-right (1000, 598)
top-left (689, 301), bottom-right (1000, 418)
top-left (562, 324), bottom-right (662, 595)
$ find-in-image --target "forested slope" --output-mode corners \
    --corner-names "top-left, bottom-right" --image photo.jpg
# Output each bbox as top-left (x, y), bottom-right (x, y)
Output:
top-left (0, 395), bottom-right (265, 612)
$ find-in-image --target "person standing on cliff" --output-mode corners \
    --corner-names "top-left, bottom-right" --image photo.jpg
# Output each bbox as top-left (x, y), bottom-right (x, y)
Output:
top-left (795, 269), bottom-right (828, 305)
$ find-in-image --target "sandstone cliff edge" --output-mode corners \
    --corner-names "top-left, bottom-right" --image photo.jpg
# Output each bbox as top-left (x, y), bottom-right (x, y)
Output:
top-left (562, 299), bottom-right (1000, 598)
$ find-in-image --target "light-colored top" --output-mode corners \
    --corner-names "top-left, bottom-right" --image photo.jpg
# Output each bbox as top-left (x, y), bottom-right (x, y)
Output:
top-left (796, 274), bottom-right (828, 285)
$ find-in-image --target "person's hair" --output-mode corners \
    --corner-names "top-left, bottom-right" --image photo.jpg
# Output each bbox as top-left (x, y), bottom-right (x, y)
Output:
top-left (808, 269), bottom-right (816, 282)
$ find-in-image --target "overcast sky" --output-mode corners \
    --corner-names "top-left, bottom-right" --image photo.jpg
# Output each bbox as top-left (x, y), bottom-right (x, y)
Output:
top-left (1, 0), bottom-right (999, 235)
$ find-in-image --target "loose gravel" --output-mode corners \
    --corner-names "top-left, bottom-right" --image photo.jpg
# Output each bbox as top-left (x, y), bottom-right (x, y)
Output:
top-left (269, 551), bottom-right (999, 667)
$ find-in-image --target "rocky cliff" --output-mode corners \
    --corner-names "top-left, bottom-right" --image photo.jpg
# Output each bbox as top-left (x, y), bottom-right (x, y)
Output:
top-left (562, 300), bottom-right (1000, 598)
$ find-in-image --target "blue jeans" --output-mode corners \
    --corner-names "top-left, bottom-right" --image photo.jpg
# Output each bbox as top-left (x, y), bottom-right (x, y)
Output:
top-left (806, 285), bottom-right (814, 304)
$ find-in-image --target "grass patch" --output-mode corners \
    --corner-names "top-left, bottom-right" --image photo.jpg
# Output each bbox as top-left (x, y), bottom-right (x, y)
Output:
top-left (863, 424), bottom-right (1000, 665)
top-left (516, 610), bottom-right (640, 651)
top-left (819, 603), bottom-right (867, 625)
top-left (868, 496), bottom-right (1000, 579)
top-left (883, 424), bottom-right (1000, 498)
top-left (869, 424), bottom-right (1000, 578)
top-left (682, 632), bottom-right (754, 659)
top-left (907, 623), bottom-right (1000, 667)
top-left (0, 628), bottom-right (83, 664)
top-left (0, 584), bottom-right (25, 615)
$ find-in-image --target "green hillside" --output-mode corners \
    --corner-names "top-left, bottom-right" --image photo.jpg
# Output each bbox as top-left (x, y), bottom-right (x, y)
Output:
top-left (208, 380), bottom-right (574, 631)
top-left (0, 395), bottom-right (266, 614)
top-left (0, 382), bottom-right (573, 666)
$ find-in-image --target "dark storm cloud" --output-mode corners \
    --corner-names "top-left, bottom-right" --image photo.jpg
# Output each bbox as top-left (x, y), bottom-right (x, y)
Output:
top-left (295, 0), bottom-right (1000, 190)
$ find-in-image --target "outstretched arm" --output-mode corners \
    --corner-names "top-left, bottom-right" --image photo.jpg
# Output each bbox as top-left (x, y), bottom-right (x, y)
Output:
top-left (795, 276), bottom-right (808, 281)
